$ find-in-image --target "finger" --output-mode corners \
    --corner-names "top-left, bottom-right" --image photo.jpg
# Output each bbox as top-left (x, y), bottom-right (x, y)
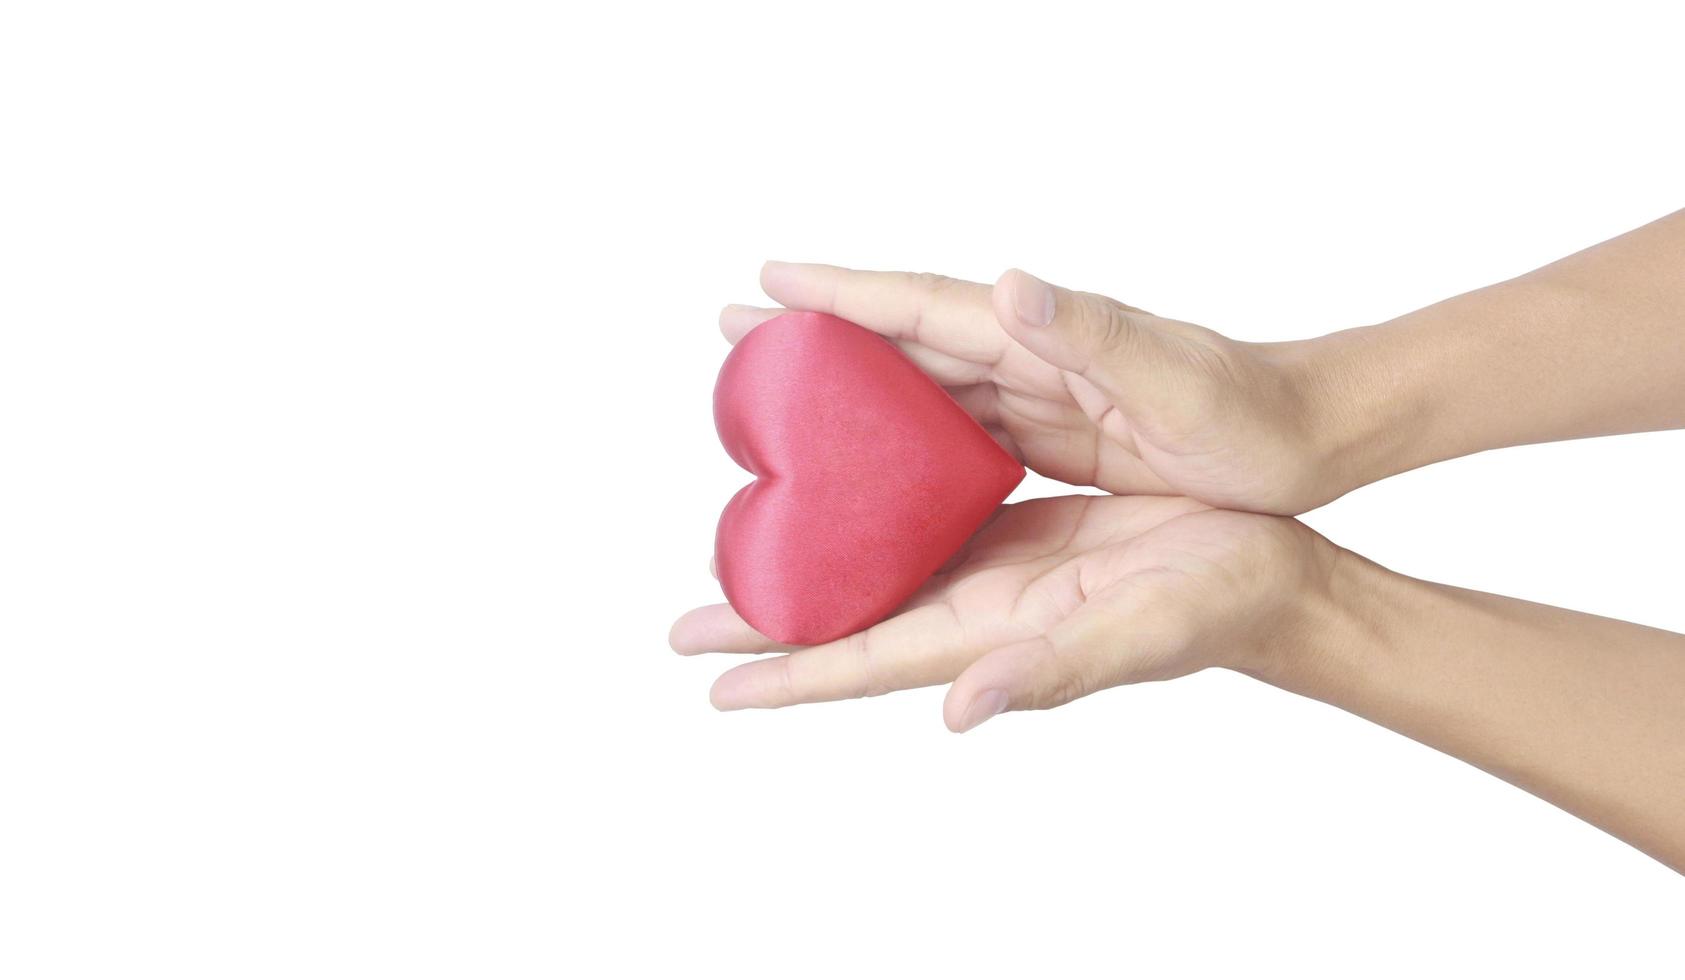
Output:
top-left (759, 261), bottom-right (1008, 367)
top-left (722, 299), bottom-right (991, 384)
top-left (720, 303), bottom-right (783, 343)
top-left (900, 344), bottom-right (992, 384)
top-left (991, 269), bottom-right (1202, 424)
top-left (944, 382), bottom-right (1000, 425)
top-left (709, 556), bottom-right (718, 580)
top-left (942, 596), bottom-right (1187, 732)
top-left (670, 604), bottom-right (793, 656)
top-left (709, 601), bottom-right (985, 710)
top-left (950, 382), bottom-right (1024, 461)
top-left (984, 424), bottom-right (1023, 462)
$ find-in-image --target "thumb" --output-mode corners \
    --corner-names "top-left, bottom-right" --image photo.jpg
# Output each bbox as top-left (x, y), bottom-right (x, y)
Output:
top-left (992, 268), bottom-right (1209, 425)
top-left (942, 597), bottom-right (1190, 733)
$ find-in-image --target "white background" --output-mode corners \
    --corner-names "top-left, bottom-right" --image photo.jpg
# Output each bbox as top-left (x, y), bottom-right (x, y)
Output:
top-left (3, 1), bottom-right (1682, 976)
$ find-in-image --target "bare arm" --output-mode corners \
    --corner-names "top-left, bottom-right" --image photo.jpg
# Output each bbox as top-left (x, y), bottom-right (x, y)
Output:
top-left (1309, 208), bottom-right (1685, 496)
top-left (676, 498), bottom-right (1685, 872)
top-left (735, 209), bottom-right (1685, 514)
top-left (685, 211), bottom-right (1685, 869)
top-left (1253, 547), bottom-right (1685, 872)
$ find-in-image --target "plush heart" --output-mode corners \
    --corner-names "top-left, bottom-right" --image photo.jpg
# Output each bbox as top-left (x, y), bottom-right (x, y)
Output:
top-left (713, 311), bottom-right (1024, 645)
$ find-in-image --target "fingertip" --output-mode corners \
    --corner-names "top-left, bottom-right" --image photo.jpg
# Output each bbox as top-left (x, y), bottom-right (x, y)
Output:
top-left (760, 260), bottom-right (847, 307)
top-left (994, 267), bottom-right (1056, 330)
top-left (719, 304), bottom-right (779, 344)
top-left (990, 268), bottom-right (1021, 316)
top-left (992, 270), bottom-right (1125, 379)
top-left (944, 681), bottom-right (1011, 733)
top-left (668, 602), bottom-right (791, 657)
top-left (946, 636), bottom-right (1052, 729)
top-left (668, 609), bottom-right (704, 656)
top-left (941, 684), bottom-right (970, 732)
top-left (983, 424), bottom-right (1023, 462)
top-left (759, 259), bottom-right (794, 295)
top-left (709, 665), bottom-right (753, 711)
top-left (992, 267), bottom-right (1029, 294)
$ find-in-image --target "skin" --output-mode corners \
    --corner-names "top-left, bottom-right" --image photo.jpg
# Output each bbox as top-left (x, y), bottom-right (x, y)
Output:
top-left (673, 210), bottom-right (1685, 871)
top-left (674, 495), bottom-right (1330, 724)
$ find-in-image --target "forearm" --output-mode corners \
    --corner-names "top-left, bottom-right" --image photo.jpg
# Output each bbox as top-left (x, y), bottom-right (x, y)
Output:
top-left (1261, 546), bottom-right (1685, 871)
top-left (1300, 209), bottom-right (1685, 495)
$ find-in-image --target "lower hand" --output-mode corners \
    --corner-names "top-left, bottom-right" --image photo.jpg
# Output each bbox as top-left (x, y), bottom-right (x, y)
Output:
top-left (670, 494), bottom-right (1335, 731)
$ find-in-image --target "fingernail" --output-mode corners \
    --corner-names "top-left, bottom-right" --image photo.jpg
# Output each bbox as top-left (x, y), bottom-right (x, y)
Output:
top-left (1011, 271), bottom-right (1056, 328)
top-left (956, 689), bottom-right (1010, 732)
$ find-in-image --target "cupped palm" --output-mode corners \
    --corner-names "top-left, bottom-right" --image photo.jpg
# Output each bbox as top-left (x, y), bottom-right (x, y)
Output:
top-left (671, 494), bottom-right (1329, 724)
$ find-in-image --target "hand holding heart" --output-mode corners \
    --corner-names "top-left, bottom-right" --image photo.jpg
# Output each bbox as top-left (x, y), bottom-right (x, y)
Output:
top-left (677, 260), bottom-right (1353, 729)
top-left (671, 495), bottom-right (1332, 731)
top-left (721, 262), bottom-right (1365, 516)
top-left (711, 312), bottom-right (1023, 646)
top-left (672, 216), bottom-right (1685, 869)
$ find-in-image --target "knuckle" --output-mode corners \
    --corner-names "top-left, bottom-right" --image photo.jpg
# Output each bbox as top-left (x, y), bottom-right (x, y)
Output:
top-left (1038, 671), bottom-right (1091, 710)
top-left (1081, 298), bottom-right (1135, 356)
top-left (849, 631), bottom-right (889, 699)
top-left (904, 270), bottom-right (959, 295)
top-left (1170, 340), bottom-right (1246, 414)
top-left (1024, 640), bottom-right (1093, 710)
top-left (775, 654), bottom-right (800, 705)
top-left (1184, 338), bottom-right (1242, 385)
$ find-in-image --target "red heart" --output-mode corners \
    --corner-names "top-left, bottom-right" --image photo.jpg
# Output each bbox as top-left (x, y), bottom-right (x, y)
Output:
top-left (713, 312), bottom-right (1024, 645)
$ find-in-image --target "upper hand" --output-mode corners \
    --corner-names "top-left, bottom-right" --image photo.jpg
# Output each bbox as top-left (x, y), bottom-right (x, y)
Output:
top-left (722, 263), bottom-right (1359, 515)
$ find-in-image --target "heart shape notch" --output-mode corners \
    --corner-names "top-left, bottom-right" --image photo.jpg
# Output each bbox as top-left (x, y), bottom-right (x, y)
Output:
top-left (714, 312), bottom-right (1024, 645)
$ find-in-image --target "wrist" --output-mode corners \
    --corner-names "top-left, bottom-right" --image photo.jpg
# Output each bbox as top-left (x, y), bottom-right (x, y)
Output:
top-left (1205, 516), bottom-right (1430, 698)
top-left (1221, 520), bottom-right (1359, 684)
top-left (1260, 324), bottom-right (1440, 509)
top-left (1244, 535), bottom-right (1420, 703)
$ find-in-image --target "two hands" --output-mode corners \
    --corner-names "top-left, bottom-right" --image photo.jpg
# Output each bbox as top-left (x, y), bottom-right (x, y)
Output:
top-left (673, 262), bottom-right (1348, 729)
top-left (673, 211), bottom-right (1685, 870)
